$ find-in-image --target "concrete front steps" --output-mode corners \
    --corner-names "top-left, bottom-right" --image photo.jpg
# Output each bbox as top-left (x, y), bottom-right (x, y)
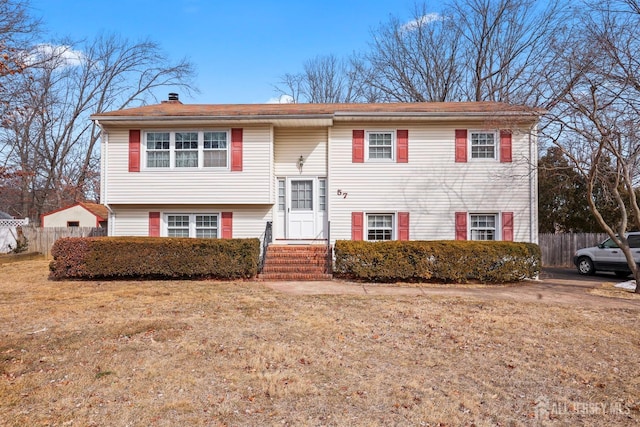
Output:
top-left (258, 244), bottom-right (332, 281)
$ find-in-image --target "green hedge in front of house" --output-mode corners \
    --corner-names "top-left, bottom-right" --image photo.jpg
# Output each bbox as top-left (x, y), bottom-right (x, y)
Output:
top-left (333, 240), bottom-right (540, 283)
top-left (49, 237), bottom-right (260, 280)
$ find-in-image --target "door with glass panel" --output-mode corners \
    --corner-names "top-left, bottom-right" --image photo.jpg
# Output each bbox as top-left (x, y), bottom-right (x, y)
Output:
top-left (287, 179), bottom-right (315, 239)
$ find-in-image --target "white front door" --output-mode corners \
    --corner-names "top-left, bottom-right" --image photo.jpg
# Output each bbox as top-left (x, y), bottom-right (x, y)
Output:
top-left (288, 179), bottom-right (316, 239)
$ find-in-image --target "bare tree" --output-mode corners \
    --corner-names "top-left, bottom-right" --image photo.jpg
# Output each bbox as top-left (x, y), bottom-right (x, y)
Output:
top-left (452, 0), bottom-right (563, 103)
top-left (0, 0), bottom-right (40, 115)
top-left (279, 1), bottom-right (565, 105)
top-left (0, 34), bottom-right (196, 220)
top-left (364, 4), bottom-right (463, 102)
top-left (544, 0), bottom-right (640, 291)
top-left (275, 54), bottom-right (378, 103)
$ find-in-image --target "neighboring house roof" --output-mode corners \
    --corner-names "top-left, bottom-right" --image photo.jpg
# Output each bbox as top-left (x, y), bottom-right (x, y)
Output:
top-left (41, 202), bottom-right (108, 222)
top-left (91, 101), bottom-right (545, 123)
top-left (78, 202), bottom-right (109, 220)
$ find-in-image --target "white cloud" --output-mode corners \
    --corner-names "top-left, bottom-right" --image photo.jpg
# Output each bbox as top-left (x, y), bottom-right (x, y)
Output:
top-left (27, 44), bottom-right (84, 67)
top-left (266, 94), bottom-right (294, 104)
top-left (400, 13), bottom-right (443, 31)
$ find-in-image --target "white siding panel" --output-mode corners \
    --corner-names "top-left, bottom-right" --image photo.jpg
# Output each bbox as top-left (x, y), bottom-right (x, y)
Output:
top-left (111, 204), bottom-right (272, 238)
top-left (328, 122), bottom-right (535, 243)
top-left (104, 126), bottom-right (273, 204)
top-left (274, 127), bottom-right (327, 176)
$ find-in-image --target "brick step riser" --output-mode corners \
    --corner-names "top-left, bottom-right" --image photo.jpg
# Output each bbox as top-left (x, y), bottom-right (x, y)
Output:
top-left (262, 266), bottom-right (329, 273)
top-left (258, 273), bottom-right (333, 281)
top-left (263, 258), bottom-right (328, 265)
top-left (265, 251), bottom-right (329, 257)
top-left (267, 252), bottom-right (328, 259)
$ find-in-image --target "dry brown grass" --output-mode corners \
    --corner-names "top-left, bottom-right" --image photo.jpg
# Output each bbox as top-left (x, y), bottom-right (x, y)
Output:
top-left (1, 260), bottom-right (639, 426)
top-left (589, 282), bottom-right (640, 300)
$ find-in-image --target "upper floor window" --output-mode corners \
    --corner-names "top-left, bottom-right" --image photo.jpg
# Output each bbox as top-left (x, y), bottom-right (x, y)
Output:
top-left (367, 131), bottom-right (394, 160)
top-left (470, 132), bottom-right (496, 160)
top-left (145, 130), bottom-right (229, 169)
top-left (203, 131), bottom-right (228, 168)
top-left (146, 132), bottom-right (170, 168)
top-left (470, 214), bottom-right (496, 240)
top-left (175, 132), bottom-right (198, 168)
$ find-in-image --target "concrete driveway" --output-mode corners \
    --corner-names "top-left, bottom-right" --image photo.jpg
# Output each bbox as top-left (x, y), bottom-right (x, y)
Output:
top-left (262, 267), bottom-right (640, 309)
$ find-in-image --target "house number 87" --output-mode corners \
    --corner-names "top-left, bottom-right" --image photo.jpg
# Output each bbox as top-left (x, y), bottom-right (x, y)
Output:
top-left (337, 189), bottom-right (348, 199)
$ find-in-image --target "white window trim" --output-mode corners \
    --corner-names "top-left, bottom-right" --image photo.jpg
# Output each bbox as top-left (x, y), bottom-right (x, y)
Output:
top-left (365, 212), bottom-right (396, 241)
top-left (468, 130), bottom-right (498, 161)
top-left (143, 130), bottom-right (230, 170)
top-left (163, 213), bottom-right (220, 238)
top-left (469, 212), bottom-right (500, 241)
top-left (366, 130), bottom-right (396, 162)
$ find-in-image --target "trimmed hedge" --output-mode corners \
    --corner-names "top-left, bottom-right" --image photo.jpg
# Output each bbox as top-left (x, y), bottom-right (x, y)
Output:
top-left (49, 237), bottom-right (260, 280)
top-left (334, 240), bottom-right (541, 283)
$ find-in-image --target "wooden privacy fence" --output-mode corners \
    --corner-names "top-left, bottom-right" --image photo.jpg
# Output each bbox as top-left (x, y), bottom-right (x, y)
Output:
top-left (21, 226), bottom-right (107, 258)
top-left (538, 233), bottom-right (609, 267)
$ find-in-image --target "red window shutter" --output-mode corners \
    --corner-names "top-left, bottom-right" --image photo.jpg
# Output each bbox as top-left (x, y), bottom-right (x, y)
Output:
top-left (221, 212), bottom-right (233, 239)
top-left (129, 130), bottom-right (141, 172)
top-left (500, 130), bottom-right (512, 163)
top-left (502, 212), bottom-right (514, 241)
top-left (231, 128), bottom-right (243, 171)
top-left (351, 212), bottom-right (364, 241)
top-left (455, 212), bottom-right (467, 240)
top-left (148, 212), bottom-right (160, 237)
top-left (396, 129), bottom-right (408, 163)
top-left (398, 212), bottom-right (410, 241)
top-left (455, 129), bottom-right (467, 163)
top-left (352, 130), bottom-right (364, 163)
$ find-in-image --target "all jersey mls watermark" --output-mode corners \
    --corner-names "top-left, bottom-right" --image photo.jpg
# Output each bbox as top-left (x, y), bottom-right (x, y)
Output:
top-left (535, 395), bottom-right (631, 420)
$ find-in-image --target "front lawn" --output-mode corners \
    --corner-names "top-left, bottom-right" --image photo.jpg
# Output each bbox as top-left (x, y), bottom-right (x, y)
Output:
top-left (0, 260), bottom-right (638, 425)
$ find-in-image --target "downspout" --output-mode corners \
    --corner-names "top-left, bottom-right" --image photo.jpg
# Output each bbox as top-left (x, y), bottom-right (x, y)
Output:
top-left (94, 120), bottom-right (114, 236)
top-left (529, 123), bottom-right (538, 244)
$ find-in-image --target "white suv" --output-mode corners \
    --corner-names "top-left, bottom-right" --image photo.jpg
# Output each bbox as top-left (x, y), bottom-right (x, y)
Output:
top-left (573, 232), bottom-right (640, 276)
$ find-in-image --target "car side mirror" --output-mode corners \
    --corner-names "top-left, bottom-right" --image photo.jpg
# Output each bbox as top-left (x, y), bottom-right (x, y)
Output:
top-left (598, 244), bottom-right (604, 249)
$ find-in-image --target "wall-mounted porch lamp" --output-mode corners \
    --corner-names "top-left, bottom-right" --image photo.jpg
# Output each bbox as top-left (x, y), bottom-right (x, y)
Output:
top-left (297, 155), bottom-right (305, 172)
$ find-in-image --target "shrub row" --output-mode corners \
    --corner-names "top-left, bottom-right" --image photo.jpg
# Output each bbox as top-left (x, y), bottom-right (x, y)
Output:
top-left (333, 240), bottom-right (541, 283)
top-left (49, 237), bottom-right (260, 280)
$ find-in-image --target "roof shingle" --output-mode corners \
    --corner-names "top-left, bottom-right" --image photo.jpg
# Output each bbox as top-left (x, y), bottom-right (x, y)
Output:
top-left (91, 101), bottom-right (544, 120)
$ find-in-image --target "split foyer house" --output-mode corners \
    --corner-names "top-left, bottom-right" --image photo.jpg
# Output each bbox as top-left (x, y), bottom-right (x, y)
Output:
top-left (91, 95), bottom-right (541, 249)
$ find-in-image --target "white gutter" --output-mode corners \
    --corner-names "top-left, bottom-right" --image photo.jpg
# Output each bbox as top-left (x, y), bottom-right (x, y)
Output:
top-left (529, 123), bottom-right (538, 244)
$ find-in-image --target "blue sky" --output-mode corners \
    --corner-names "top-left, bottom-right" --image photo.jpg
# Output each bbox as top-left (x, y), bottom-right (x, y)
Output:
top-left (30, 0), bottom-right (421, 104)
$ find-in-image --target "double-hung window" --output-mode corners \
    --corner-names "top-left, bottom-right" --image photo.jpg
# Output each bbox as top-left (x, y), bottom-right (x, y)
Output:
top-left (203, 131), bottom-right (227, 168)
top-left (146, 132), bottom-right (170, 168)
top-left (367, 214), bottom-right (394, 241)
top-left (470, 132), bottom-right (497, 159)
top-left (144, 131), bottom-right (229, 169)
top-left (166, 213), bottom-right (219, 238)
top-left (167, 215), bottom-right (190, 237)
top-left (195, 215), bottom-right (218, 238)
top-left (367, 131), bottom-right (394, 160)
top-left (470, 214), bottom-right (497, 240)
top-left (175, 132), bottom-right (199, 168)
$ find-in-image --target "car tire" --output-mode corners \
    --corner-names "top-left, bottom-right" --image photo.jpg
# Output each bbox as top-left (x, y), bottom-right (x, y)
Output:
top-left (577, 257), bottom-right (595, 275)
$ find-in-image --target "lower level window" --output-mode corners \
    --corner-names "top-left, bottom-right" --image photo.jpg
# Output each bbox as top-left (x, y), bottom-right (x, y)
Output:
top-left (166, 214), bottom-right (218, 238)
top-left (367, 214), bottom-right (393, 241)
top-left (470, 214), bottom-right (496, 240)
